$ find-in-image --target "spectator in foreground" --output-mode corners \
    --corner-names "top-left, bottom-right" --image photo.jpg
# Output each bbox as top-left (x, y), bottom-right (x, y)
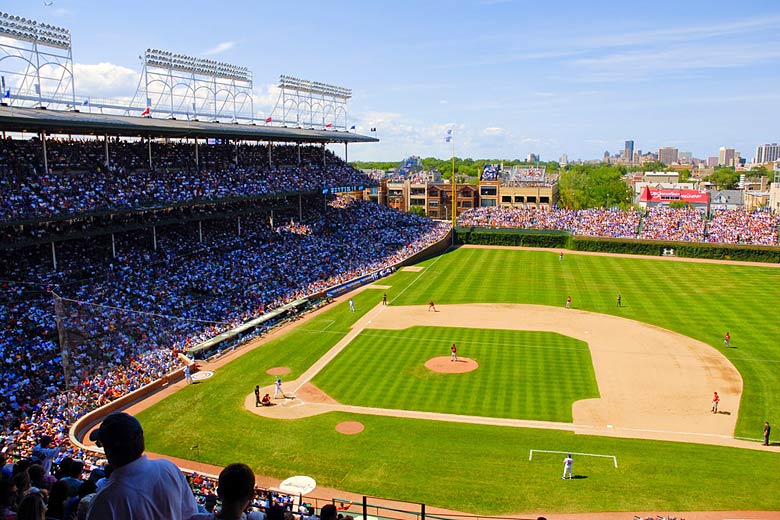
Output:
top-left (320, 504), bottom-right (338, 520)
top-left (192, 463), bottom-right (261, 520)
top-left (16, 491), bottom-right (46, 520)
top-left (86, 412), bottom-right (198, 520)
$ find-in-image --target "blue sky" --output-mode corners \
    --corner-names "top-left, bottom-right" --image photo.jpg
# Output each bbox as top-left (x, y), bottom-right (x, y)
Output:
top-left (4, 0), bottom-right (780, 162)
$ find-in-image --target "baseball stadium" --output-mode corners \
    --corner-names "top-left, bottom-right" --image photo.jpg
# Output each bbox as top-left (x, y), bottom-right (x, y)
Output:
top-left (1, 8), bottom-right (780, 520)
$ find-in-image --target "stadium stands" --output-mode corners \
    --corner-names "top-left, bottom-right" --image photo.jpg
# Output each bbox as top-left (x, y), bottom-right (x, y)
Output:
top-left (0, 139), bottom-right (372, 221)
top-left (457, 206), bottom-right (779, 244)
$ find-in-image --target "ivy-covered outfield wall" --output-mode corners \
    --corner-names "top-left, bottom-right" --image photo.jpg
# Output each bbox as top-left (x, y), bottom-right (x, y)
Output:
top-left (454, 227), bottom-right (780, 263)
top-left (455, 227), bottom-right (570, 248)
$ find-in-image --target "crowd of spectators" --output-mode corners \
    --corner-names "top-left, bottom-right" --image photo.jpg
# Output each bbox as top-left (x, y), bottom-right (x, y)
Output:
top-left (574, 208), bottom-right (642, 238)
top-left (504, 167), bottom-right (553, 186)
top-left (0, 436), bottom-right (329, 519)
top-left (706, 208), bottom-right (778, 245)
top-left (0, 138), bottom-right (373, 221)
top-left (480, 165), bottom-right (500, 181)
top-left (638, 207), bottom-right (705, 242)
top-left (458, 206), bottom-right (779, 244)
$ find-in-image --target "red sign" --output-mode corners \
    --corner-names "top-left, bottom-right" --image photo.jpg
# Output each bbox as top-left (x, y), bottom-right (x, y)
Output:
top-left (639, 186), bottom-right (709, 204)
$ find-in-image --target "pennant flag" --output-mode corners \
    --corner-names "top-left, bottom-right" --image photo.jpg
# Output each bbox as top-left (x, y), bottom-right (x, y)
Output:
top-left (444, 129), bottom-right (452, 142)
top-left (350, 125), bottom-right (356, 130)
top-left (140, 106), bottom-right (151, 117)
top-left (325, 123), bottom-right (333, 128)
top-left (3, 89), bottom-right (9, 98)
top-left (265, 117), bottom-right (272, 123)
top-left (82, 99), bottom-right (89, 106)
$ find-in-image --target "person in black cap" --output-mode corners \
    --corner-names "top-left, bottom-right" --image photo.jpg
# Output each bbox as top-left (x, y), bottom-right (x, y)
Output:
top-left (86, 412), bottom-right (199, 520)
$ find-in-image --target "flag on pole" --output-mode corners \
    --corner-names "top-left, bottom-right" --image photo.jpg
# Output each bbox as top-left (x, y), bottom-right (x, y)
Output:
top-left (444, 129), bottom-right (452, 142)
top-left (325, 123), bottom-right (333, 128)
top-left (349, 125), bottom-right (356, 130)
top-left (265, 117), bottom-right (272, 124)
top-left (3, 89), bottom-right (9, 98)
top-left (82, 99), bottom-right (89, 106)
top-left (140, 106), bottom-right (151, 117)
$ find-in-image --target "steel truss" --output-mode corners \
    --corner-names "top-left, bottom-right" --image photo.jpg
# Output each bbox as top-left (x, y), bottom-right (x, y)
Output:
top-left (131, 48), bottom-right (254, 122)
top-left (273, 74), bottom-right (351, 130)
top-left (0, 11), bottom-right (76, 109)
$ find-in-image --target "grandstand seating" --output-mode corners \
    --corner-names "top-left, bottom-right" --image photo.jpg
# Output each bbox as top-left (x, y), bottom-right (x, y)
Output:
top-left (457, 206), bottom-right (779, 245)
top-left (0, 139), bottom-right (373, 221)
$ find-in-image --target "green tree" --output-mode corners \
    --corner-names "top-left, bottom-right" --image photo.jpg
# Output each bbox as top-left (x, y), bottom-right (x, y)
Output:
top-left (629, 161), bottom-right (666, 172)
top-left (707, 167), bottom-right (740, 189)
top-left (678, 169), bottom-right (691, 183)
top-left (558, 164), bottom-right (632, 209)
top-left (747, 165), bottom-right (768, 178)
top-left (408, 206), bottom-right (427, 217)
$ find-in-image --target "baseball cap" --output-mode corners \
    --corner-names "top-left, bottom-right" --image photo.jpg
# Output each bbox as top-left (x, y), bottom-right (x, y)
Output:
top-left (88, 412), bottom-right (143, 449)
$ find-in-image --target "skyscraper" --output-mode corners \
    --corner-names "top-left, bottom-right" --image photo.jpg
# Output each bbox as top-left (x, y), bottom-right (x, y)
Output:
top-left (755, 143), bottom-right (780, 163)
top-left (718, 147), bottom-right (736, 167)
top-left (624, 140), bottom-right (634, 163)
top-left (658, 147), bottom-right (678, 165)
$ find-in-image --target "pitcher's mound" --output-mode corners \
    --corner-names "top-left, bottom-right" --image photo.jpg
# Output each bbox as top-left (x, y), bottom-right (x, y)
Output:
top-left (425, 357), bottom-right (478, 373)
top-left (336, 421), bottom-right (365, 434)
top-left (266, 367), bottom-right (290, 375)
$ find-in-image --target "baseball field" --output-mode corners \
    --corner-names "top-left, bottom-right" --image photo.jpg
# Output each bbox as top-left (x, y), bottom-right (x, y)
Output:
top-left (136, 246), bottom-right (780, 515)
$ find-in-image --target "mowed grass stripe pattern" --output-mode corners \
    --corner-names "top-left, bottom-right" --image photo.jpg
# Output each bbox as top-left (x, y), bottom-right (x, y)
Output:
top-left (387, 248), bottom-right (780, 436)
top-left (313, 327), bottom-right (598, 422)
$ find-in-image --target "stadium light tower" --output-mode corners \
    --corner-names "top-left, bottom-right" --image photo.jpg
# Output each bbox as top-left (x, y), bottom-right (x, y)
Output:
top-left (130, 48), bottom-right (254, 121)
top-left (0, 11), bottom-right (76, 109)
top-left (273, 75), bottom-right (352, 130)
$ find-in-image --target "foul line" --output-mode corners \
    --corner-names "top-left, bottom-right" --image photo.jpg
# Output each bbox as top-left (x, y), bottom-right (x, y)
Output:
top-left (389, 253), bottom-right (445, 305)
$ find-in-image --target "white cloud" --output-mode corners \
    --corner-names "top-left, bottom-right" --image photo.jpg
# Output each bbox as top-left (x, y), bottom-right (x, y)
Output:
top-left (251, 83), bottom-right (281, 118)
top-left (483, 127), bottom-right (505, 136)
top-left (202, 41), bottom-right (236, 56)
top-left (74, 62), bottom-right (139, 98)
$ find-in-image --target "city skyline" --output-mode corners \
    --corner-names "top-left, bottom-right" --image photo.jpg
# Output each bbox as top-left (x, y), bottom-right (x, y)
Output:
top-left (2, 0), bottom-right (779, 162)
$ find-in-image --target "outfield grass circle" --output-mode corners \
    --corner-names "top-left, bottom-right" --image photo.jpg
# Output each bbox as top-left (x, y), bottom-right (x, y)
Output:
top-left (266, 366), bottom-right (290, 375)
top-left (336, 421), bottom-right (365, 434)
top-left (424, 356), bottom-right (479, 373)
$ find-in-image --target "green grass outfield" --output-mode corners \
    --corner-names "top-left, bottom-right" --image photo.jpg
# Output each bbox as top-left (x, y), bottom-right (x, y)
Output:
top-left (138, 247), bottom-right (780, 514)
top-left (313, 327), bottom-right (598, 422)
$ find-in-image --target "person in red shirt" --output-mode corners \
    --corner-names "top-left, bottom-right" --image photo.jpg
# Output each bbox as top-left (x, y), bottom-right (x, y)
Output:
top-left (428, 300), bottom-right (436, 312)
top-left (450, 343), bottom-right (458, 362)
top-left (724, 332), bottom-right (731, 348)
top-left (711, 391), bottom-right (720, 413)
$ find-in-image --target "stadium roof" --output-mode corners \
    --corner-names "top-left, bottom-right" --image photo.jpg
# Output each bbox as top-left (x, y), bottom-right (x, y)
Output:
top-left (0, 105), bottom-right (378, 144)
